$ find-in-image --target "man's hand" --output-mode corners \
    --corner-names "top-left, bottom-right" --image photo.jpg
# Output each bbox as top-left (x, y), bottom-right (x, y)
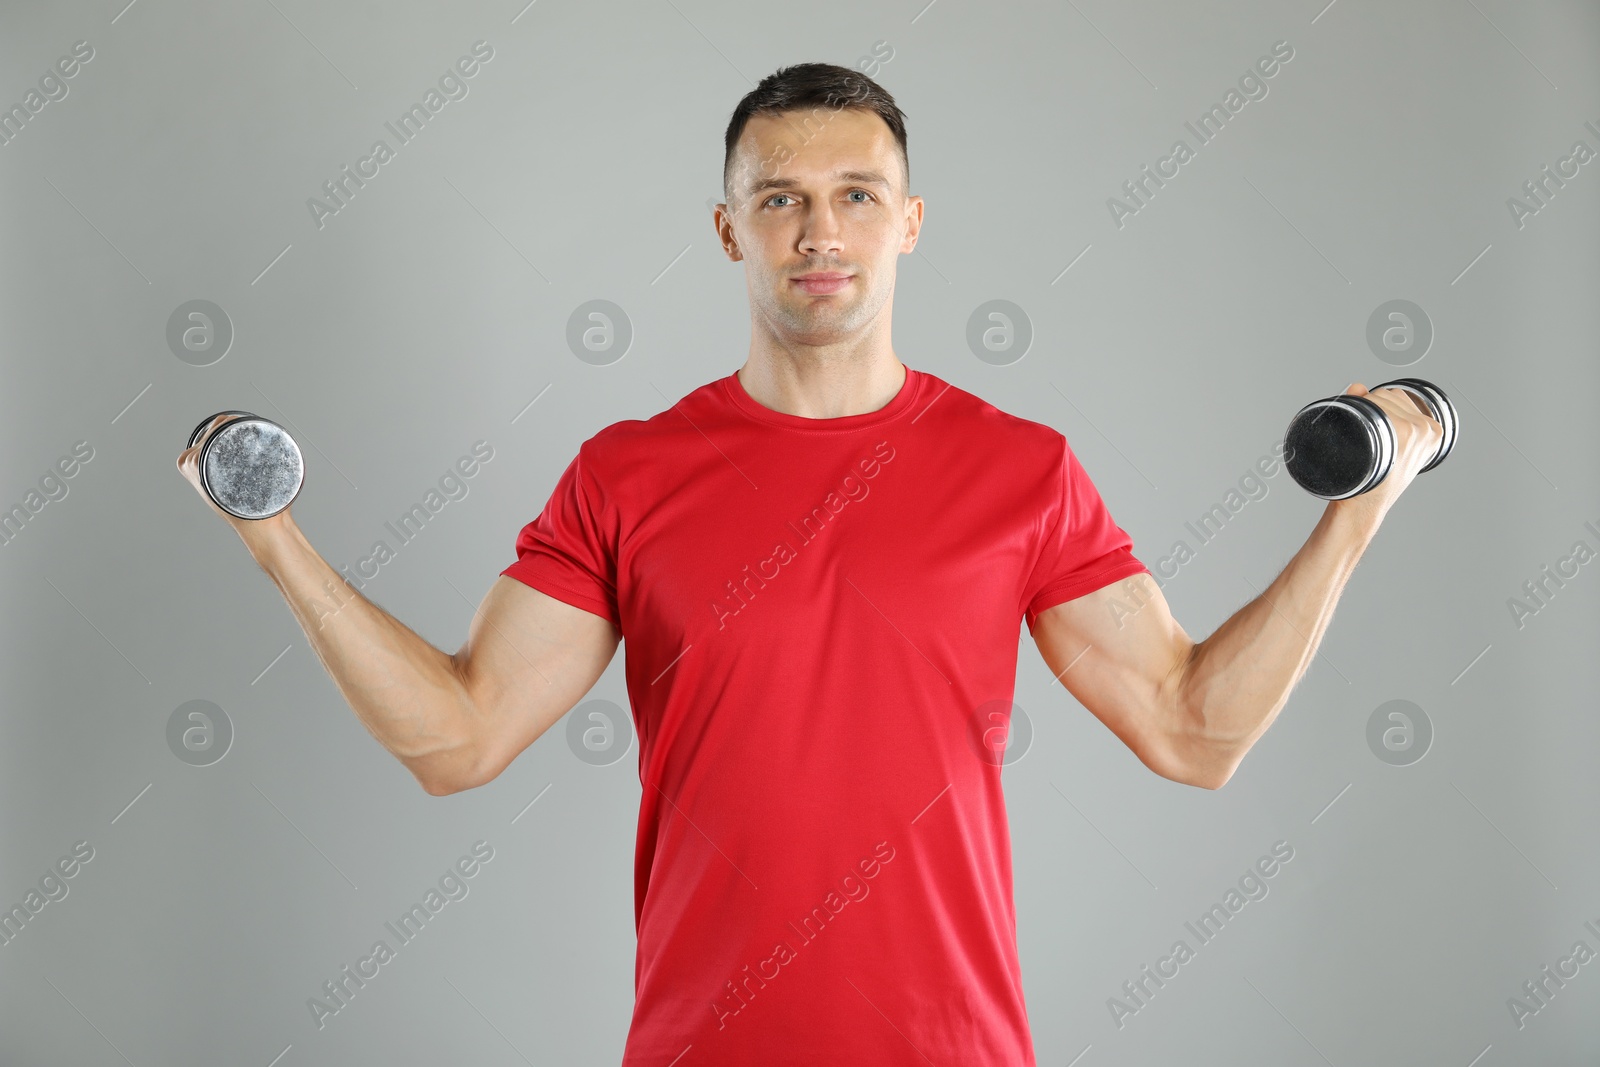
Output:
top-left (1326, 381), bottom-right (1445, 529)
top-left (175, 412), bottom-right (292, 546)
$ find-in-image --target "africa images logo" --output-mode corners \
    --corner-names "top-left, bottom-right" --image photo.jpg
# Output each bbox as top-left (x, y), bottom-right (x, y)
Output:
top-left (1106, 40), bottom-right (1295, 228)
top-left (709, 840), bottom-right (896, 1031)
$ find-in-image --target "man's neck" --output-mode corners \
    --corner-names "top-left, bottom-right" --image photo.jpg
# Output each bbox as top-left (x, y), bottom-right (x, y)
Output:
top-left (735, 354), bottom-right (907, 420)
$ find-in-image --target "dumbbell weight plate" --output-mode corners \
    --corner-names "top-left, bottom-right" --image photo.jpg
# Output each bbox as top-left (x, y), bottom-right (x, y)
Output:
top-left (1283, 394), bottom-right (1394, 500)
top-left (197, 416), bottom-right (304, 520)
top-left (1341, 394), bottom-right (1395, 495)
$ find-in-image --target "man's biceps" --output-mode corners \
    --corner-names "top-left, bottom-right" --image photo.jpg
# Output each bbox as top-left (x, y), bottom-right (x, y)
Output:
top-left (1037, 574), bottom-right (1167, 645)
top-left (461, 579), bottom-right (616, 710)
top-left (1035, 577), bottom-right (1193, 705)
top-left (460, 583), bottom-right (621, 783)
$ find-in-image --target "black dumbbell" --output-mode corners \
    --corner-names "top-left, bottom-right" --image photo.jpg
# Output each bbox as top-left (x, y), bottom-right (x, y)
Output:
top-left (1282, 378), bottom-right (1457, 500)
top-left (185, 411), bottom-right (304, 520)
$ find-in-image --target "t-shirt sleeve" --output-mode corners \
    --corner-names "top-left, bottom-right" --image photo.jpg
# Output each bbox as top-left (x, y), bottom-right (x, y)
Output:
top-left (500, 444), bottom-right (621, 628)
top-left (1022, 434), bottom-right (1149, 630)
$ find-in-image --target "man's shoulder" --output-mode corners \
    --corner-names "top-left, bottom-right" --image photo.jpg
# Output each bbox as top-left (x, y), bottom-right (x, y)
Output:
top-left (567, 375), bottom-right (729, 481)
top-left (583, 377), bottom-right (724, 444)
top-left (922, 371), bottom-right (1069, 450)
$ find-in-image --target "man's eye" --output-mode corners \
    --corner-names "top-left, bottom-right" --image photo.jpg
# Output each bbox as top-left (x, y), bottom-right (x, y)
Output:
top-left (764, 191), bottom-right (875, 207)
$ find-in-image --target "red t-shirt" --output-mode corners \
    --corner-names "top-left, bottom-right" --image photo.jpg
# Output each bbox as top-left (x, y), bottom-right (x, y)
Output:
top-left (501, 365), bottom-right (1148, 1065)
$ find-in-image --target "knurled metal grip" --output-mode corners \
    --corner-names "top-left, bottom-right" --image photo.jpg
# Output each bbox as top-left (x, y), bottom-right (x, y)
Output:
top-left (187, 410), bottom-right (255, 450)
top-left (1376, 377), bottom-right (1457, 474)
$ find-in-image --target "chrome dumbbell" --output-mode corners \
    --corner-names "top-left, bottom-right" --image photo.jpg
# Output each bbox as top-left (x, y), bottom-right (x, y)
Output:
top-left (1282, 378), bottom-right (1458, 500)
top-left (185, 411), bottom-right (304, 520)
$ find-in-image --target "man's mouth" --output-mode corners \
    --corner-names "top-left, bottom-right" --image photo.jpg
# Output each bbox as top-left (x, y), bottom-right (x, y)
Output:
top-left (791, 273), bottom-right (853, 295)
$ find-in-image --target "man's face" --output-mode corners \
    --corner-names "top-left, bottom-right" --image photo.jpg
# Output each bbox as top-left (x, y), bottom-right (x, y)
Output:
top-left (716, 108), bottom-right (923, 347)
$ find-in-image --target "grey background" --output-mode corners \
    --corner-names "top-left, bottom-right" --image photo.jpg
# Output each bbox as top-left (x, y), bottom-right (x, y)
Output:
top-left (2, 0), bottom-right (1596, 1063)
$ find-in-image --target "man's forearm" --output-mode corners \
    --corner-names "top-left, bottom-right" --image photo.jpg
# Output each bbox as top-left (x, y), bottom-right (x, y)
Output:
top-left (238, 514), bottom-right (482, 794)
top-left (1175, 498), bottom-right (1384, 785)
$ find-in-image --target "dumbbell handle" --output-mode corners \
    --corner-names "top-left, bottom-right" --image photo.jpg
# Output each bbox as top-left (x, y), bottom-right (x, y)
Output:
top-left (187, 410), bottom-right (255, 450)
top-left (1372, 379), bottom-right (1456, 474)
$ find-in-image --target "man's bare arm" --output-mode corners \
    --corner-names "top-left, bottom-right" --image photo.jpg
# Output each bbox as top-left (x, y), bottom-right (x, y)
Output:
top-left (1033, 501), bottom-right (1376, 789)
top-left (179, 427), bottom-right (619, 796)
top-left (1029, 382), bottom-right (1441, 790)
top-left (450, 574), bottom-right (621, 792)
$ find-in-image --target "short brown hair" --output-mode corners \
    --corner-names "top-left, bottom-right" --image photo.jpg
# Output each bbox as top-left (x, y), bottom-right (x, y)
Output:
top-left (722, 62), bottom-right (909, 204)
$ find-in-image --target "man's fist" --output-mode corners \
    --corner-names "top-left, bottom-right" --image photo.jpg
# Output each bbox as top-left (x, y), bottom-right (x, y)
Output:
top-left (176, 412), bottom-right (298, 534)
top-left (1333, 382), bottom-right (1445, 521)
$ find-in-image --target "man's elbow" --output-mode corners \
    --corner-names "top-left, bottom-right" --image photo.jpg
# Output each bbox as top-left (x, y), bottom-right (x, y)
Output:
top-left (1180, 735), bottom-right (1252, 789)
top-left (1135, 740), bottom-right (1232, 790)
top-left (412, 747), bottom-right (487, 797)
top-left (1146, 646), bottom-right (1228, 789)
top-left (420, 771), bottom-right (488, 797)
top-left (1157, 716), bottom-right (1244, 790)
top-left (1147, 754), bottom-right (1231, 790)
top-left (1178, 762), bottom-right (1234, 790)
top-left (420, 773), bottom-right (461, 797)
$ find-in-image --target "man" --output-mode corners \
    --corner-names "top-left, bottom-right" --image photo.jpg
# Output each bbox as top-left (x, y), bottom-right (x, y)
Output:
top-left (179, 62), bottom-right (1441, 1066)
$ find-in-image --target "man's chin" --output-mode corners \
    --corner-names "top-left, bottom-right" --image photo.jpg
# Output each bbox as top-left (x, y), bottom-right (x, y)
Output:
top-left (782, 298), bottom-right (858, 322)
